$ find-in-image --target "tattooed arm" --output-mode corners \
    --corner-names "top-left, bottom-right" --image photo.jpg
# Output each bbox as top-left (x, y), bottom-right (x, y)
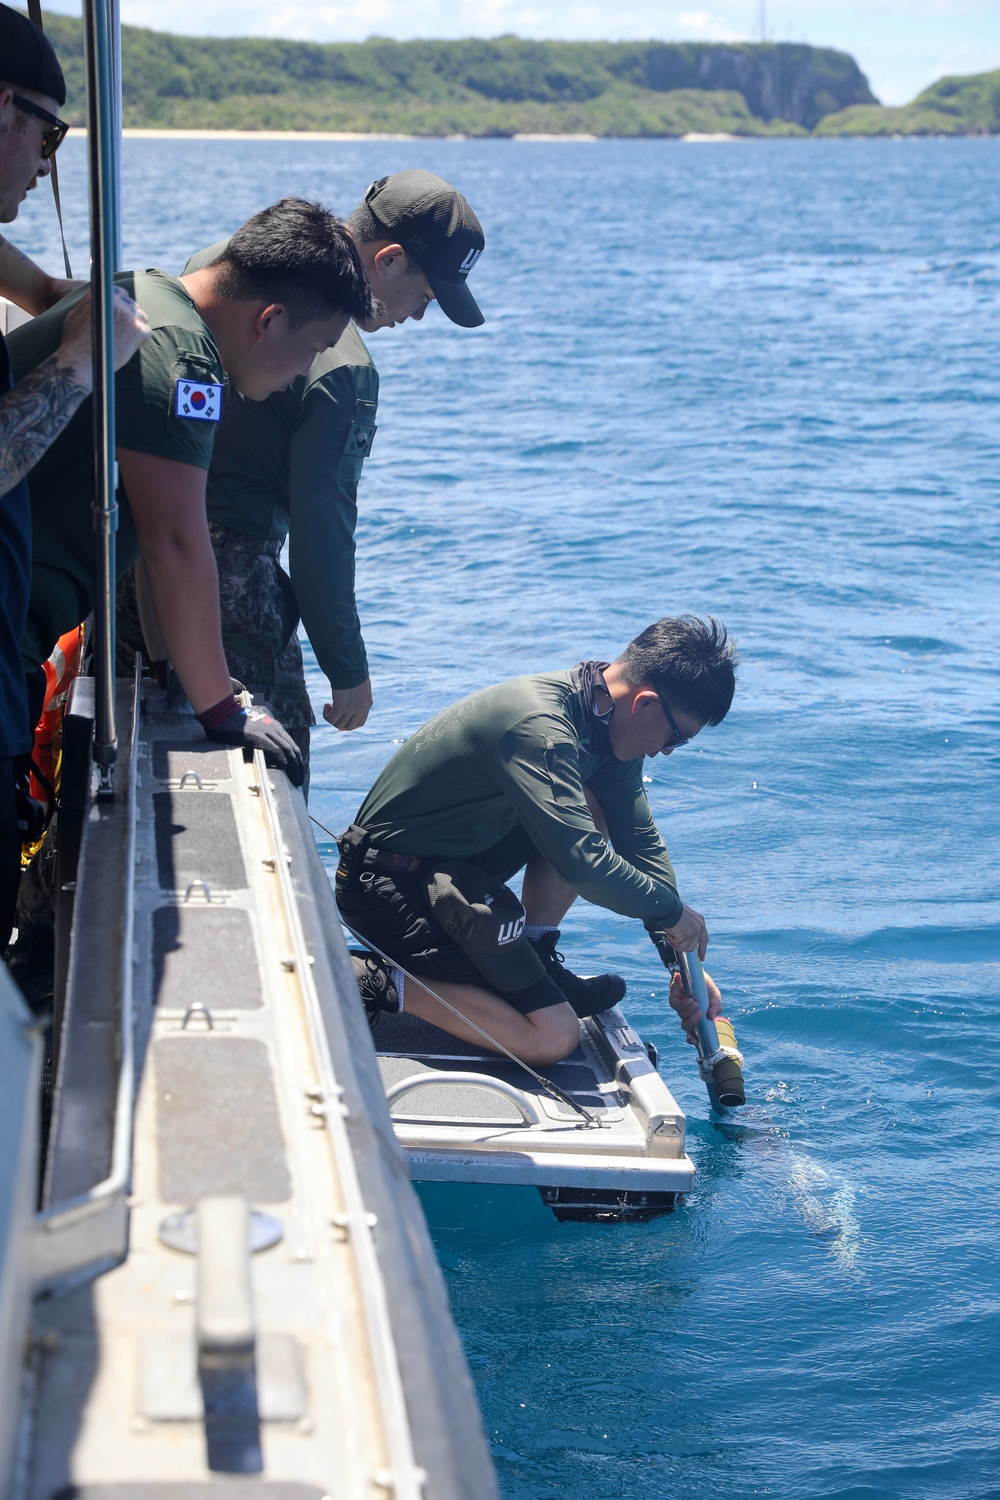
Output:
top-left (0, 350), bottom-right (89, 497)
top-left (0, 235), bottom-right (85, 316)
top-left (0, 286), bottom-right (150, 499)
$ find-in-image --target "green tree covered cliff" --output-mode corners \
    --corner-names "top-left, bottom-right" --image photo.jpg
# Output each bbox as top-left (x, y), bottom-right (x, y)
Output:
top-left (31, 17), bottom-right (996, 138)
top-left (38, 20), bottom-right (875, 135)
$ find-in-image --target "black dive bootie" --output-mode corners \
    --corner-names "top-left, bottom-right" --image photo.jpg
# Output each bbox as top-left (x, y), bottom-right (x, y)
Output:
top-left (528, 930), bottom-right (626, 1018)
top-left (350, 952), bottom-right (400, 1030)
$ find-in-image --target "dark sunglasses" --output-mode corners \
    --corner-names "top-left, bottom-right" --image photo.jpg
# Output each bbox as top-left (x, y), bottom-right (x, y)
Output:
top-left (11, 93), bottom-right (70, 159)
top-left (654, 691), bottom-right (691, 750)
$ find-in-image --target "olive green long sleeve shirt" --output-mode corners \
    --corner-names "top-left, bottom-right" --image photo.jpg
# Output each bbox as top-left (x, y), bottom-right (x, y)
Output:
top-left (184, 243), bottom-right (378, 690)
top-left (357, 670), bottom-right (685, 927)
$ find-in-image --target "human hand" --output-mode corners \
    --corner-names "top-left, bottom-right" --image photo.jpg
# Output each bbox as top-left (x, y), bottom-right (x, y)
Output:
top-left (668, 968), bottom-right (723, 1045)
top-left (323, 676), bottom-right (373, 732)
top-left (55, 286), bottom-right (151, 381)
top-left (662, 901), bottom-right (709, 960)
top-left (201, 702), bottom-right (304, 788)
top-left (110, 285), bottom-right (151, 369)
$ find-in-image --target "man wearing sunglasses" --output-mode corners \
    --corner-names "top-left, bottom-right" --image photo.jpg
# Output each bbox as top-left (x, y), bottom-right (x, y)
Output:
top-left (0, 3), bottom-right (150, 954)
top-left (336, 616), bottom-right (738, 1066)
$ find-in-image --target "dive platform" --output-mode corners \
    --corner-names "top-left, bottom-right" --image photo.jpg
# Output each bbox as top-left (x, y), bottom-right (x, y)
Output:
top-left (373, 1006), bottom-right (695, 1221)
top-left (0, 673), bottom-right (499, 1499)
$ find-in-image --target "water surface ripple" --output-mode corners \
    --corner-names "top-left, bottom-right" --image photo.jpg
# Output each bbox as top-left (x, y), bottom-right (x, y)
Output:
top-left (17, 135), bottom-right (1000, 1499)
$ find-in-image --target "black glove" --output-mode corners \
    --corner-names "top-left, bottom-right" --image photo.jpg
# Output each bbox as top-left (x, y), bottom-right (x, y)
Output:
top-left (198, 695), bottom-right (304, 788)
top-left (646, 926), bottom-right (678, 970)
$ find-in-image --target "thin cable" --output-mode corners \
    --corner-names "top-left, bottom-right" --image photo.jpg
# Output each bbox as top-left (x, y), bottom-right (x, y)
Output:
top-left (308, 812), bottom-right (602, 1128)
top-left (26, 0), bottom-right (73, 278)
top-left (340, 916), bottom-right (601, 1128)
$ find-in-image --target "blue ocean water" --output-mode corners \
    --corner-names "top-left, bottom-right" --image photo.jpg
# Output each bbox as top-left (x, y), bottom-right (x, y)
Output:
top-left (17, 135), bottom-right (1000, 1498)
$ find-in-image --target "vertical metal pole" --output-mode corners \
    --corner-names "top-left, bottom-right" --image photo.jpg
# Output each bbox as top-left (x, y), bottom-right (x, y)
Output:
top-left (83, 0), bottom-right (120, 796)
top-left (110, 0), bottom-right (123, 270)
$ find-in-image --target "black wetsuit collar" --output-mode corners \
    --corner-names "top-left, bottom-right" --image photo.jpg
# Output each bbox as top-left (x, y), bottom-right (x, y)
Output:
top-left (571, 660), bottom-right (613, 758)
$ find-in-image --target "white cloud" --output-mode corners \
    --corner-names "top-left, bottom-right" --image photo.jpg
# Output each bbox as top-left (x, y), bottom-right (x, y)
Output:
top-left (677, 10), bottom-right (745, 41)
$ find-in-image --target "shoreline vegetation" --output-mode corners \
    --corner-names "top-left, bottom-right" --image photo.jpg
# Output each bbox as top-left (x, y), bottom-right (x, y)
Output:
top-left (39, 15), bottom-right (1000, 139)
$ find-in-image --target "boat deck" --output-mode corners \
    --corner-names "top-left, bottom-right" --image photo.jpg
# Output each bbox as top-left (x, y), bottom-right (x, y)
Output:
top-left (3, 677), bottom-right (498, 1499)
top-left (373, 1003), bottom-right (695, 1220)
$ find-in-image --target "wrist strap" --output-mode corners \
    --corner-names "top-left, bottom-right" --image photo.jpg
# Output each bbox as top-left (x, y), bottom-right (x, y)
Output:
top-left (197, 693), bottom-right (241, 731)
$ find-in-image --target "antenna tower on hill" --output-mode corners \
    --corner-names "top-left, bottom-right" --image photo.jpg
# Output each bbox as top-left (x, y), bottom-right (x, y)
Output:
top-left (758, 0), bottom-right (767, 40)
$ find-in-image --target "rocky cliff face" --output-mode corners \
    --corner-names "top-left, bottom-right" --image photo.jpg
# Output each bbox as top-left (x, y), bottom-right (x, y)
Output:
top-left (608, 43), bottom-right (878, 129)
top-left (43, 18), bottom-right (879, 135)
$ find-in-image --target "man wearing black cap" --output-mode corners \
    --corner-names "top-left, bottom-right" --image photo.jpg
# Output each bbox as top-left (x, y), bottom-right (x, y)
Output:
top-left (132, 169), bottom-right (486, 789)
top-left (0, 1), bottom-right (149, 952)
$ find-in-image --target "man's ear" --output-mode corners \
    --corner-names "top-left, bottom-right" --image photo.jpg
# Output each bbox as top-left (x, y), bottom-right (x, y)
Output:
top-left (370, 243), bottom-right (408, 281)
top-left (252, 302), bottom-right (286, 341)
top-left (631, 688), bottom-right (661, 718)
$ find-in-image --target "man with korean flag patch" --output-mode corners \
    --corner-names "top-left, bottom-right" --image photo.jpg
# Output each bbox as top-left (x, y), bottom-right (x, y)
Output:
top-left (170, 170), bottom-right (487, 790)
top-left (9, 198), bottom-right (374, 787)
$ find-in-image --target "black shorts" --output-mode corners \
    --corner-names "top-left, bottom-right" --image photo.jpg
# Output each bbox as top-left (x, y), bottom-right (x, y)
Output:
top-left (336, 860), bottom-right (567, 1016)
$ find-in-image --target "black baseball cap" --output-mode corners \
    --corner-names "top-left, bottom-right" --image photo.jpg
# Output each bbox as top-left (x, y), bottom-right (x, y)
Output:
top-left (364, 169), bottom-right (485, 329)
top-left (0, 3), bottom-right (66, 105)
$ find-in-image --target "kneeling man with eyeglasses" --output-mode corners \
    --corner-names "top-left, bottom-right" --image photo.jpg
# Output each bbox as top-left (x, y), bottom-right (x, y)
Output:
top-left (337, 616), bottom-right (738, 1066)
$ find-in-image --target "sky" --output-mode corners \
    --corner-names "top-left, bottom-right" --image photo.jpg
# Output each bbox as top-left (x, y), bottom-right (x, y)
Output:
top-left (40, 0), bottom-right (999, 106)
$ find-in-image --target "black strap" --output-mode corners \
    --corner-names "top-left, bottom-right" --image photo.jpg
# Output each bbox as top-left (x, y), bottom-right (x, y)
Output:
top-left (25, 0), bottom-right (73, 280)
top-left (571, 659), bottom-right (614, 758)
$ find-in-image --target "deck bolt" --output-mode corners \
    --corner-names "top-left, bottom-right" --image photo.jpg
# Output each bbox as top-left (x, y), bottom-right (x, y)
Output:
top-left (331, 1213), bottom-right (350, 1240)
top-left (282, 956), bottom-right (296, 972)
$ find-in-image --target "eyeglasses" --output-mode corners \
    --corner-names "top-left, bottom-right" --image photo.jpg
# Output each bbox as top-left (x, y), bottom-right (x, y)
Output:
top-left (10, 94), bottom-right (70, 159)
top-left (654, 691), bottom-right (691, 750)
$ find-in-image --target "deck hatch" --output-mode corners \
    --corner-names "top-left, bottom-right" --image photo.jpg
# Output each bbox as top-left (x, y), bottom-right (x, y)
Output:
top-left (377, 1047), bottom-right (624, 1118)
top-left (154, 1038), bottom-right (291, 1203)
top-left (379, 1057), bottom-right (527, 1124)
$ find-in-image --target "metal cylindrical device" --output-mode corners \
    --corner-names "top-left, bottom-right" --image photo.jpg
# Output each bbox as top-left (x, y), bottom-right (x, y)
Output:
top-left (675, 951), bottom-right (746, 1111)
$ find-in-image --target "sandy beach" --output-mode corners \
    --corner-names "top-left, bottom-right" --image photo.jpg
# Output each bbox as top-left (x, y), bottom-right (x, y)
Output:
top-left (116, 128), bottom-right (722, 143)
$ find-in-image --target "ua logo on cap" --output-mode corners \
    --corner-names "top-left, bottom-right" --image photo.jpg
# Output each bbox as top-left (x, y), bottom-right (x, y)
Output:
top-left (459, 246), bottom-right (483, 274)
top-left (497, 915), bottom-right (525, 946)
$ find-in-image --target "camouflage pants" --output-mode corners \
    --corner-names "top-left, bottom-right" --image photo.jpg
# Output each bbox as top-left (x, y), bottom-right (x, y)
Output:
top-left (116, 524), bottom-right (314, 781)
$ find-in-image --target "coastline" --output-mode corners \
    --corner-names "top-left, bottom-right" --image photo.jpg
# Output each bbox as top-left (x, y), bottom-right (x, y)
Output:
top-left (119, 127), bottom-right (729, 142)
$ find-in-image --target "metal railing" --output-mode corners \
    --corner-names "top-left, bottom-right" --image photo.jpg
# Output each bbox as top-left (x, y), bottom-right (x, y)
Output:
top-left (83, 0), bottom-right (121, 796)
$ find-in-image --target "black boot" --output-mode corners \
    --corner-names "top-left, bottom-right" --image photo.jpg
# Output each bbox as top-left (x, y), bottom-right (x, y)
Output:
top-left (528, 930), bottom-right (626, 1018)
top-left (350, 952), bottom-right (400, 1031)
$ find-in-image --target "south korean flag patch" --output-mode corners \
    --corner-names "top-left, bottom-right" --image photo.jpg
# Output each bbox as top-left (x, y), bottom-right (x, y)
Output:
top-left (174, 378), bottom-right (223, 422)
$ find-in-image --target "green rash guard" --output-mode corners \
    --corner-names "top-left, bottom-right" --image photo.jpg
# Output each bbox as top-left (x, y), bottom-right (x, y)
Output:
top-left (9, 270), bottom-right (222, 673)
top-left (184, 241), bottom-right (377, 691)
top-left (356, 670), bottom-right (686, 929)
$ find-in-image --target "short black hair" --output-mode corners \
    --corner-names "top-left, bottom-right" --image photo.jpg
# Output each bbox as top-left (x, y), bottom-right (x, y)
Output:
top-left (214, 197), bottom-right (374, 328)
top-left (616, 616), bottom-right (739, 726)
top-left (347, 190), bottom-right (384, 246)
